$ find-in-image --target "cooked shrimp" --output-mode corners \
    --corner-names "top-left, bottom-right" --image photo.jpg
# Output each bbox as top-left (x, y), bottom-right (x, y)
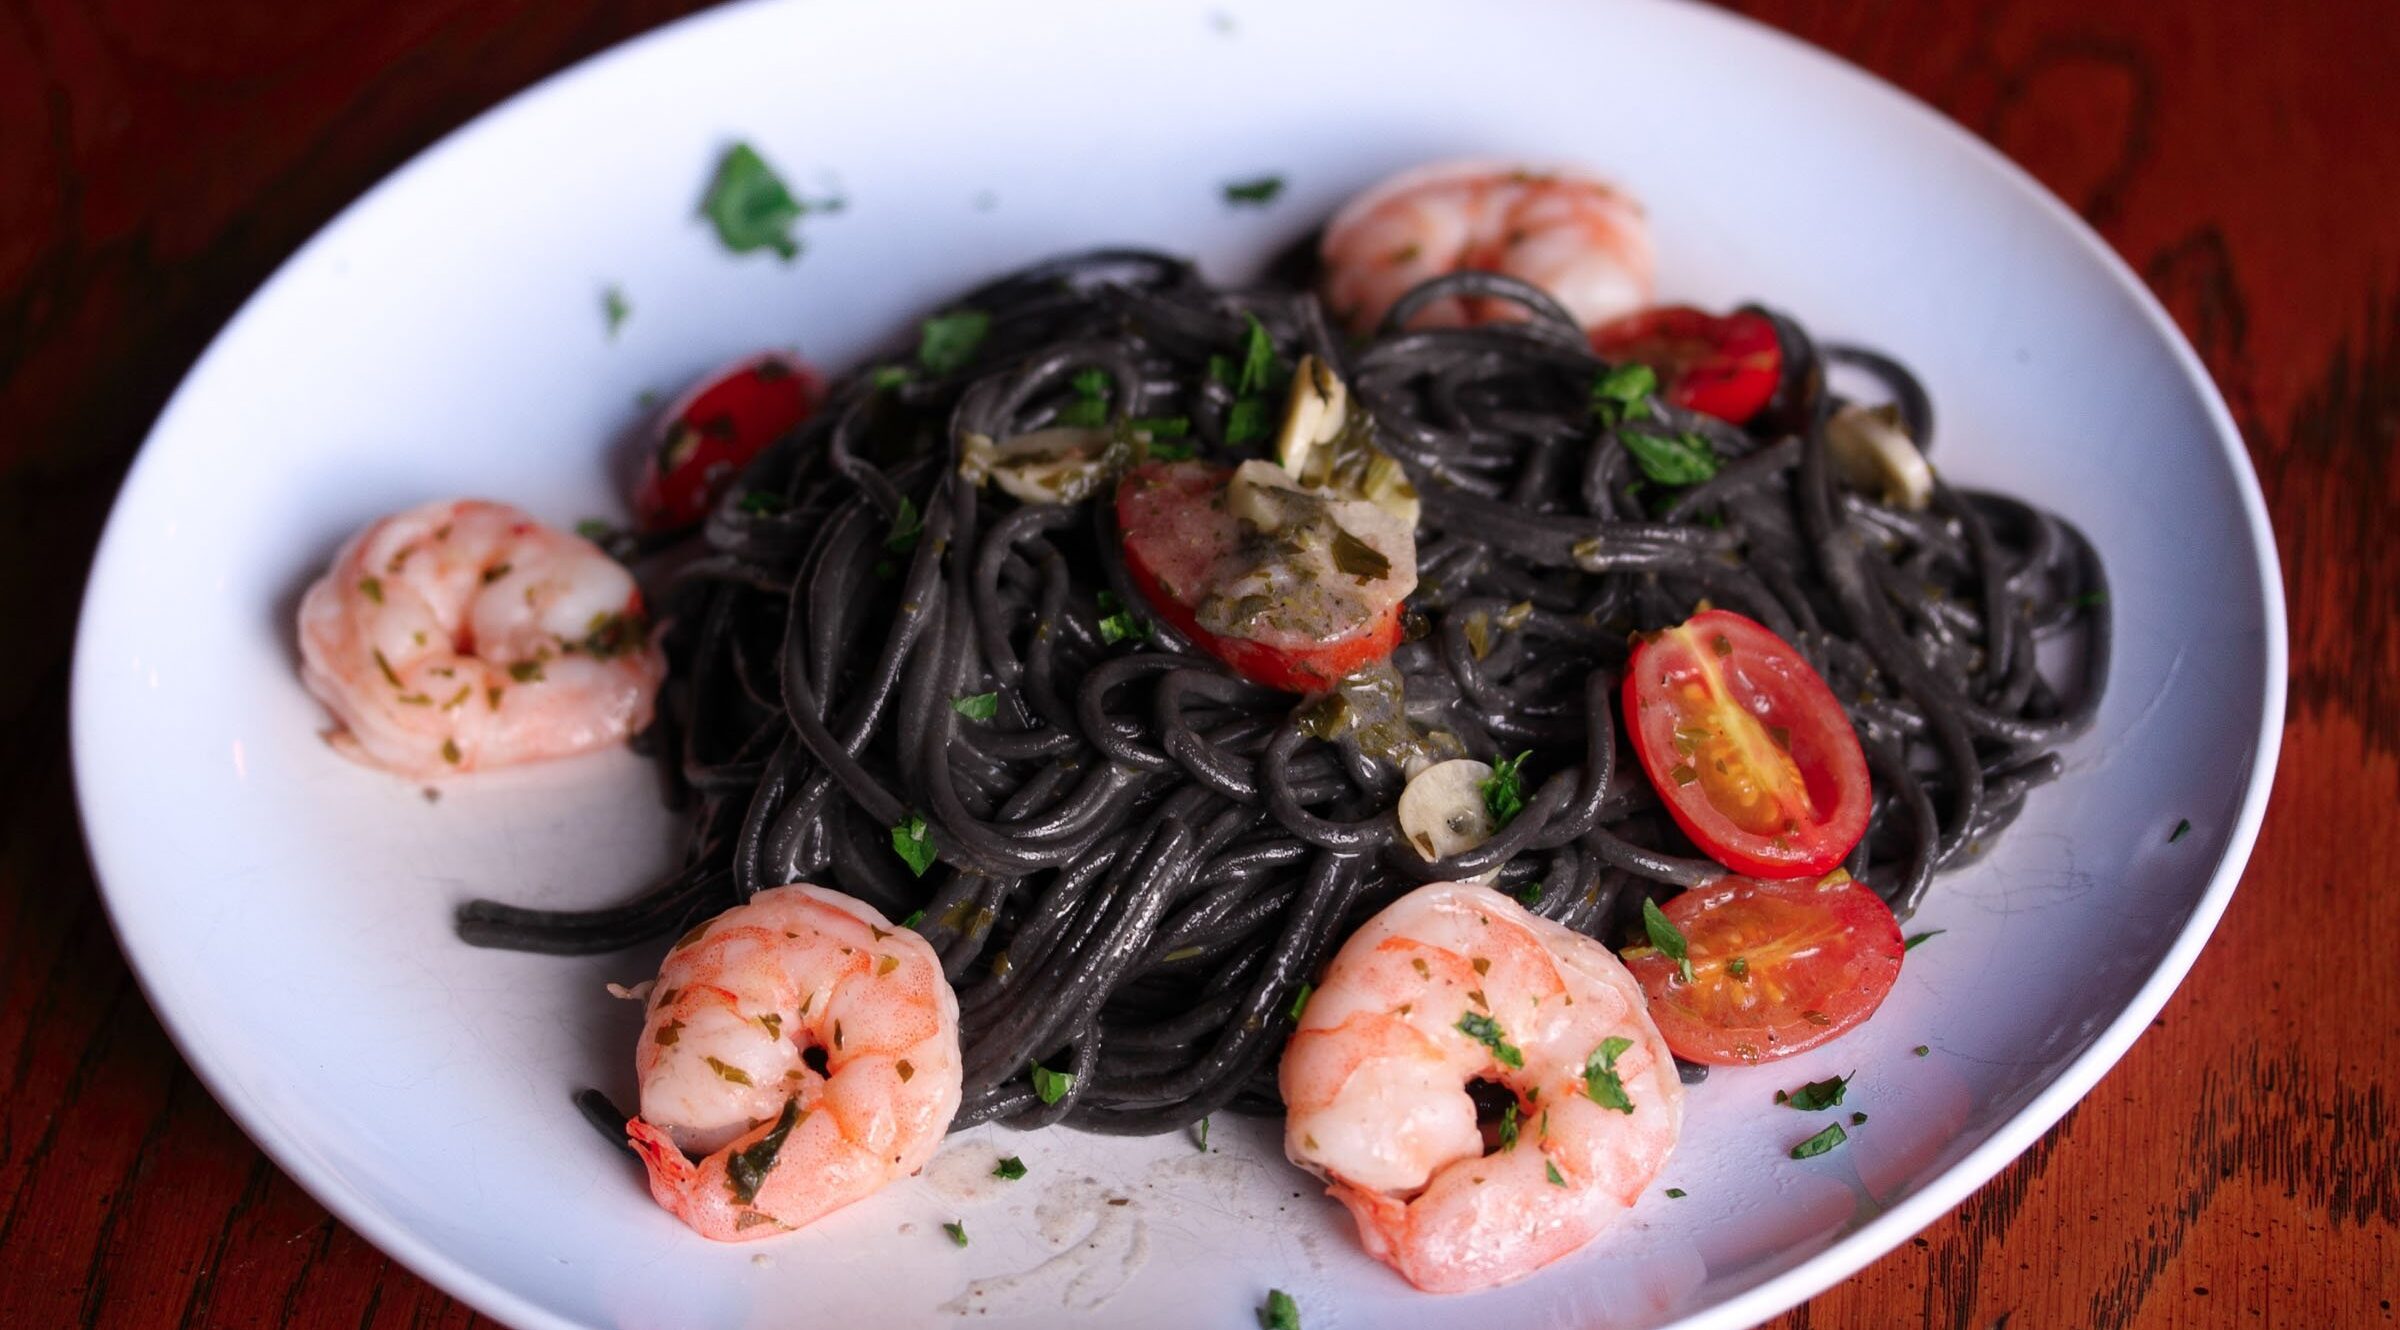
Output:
top-left (626, 884), bottom-right (963, 1241)
top-left (296, 499), bottom-right (664, 777)
top-left (1319, 159), bottom-right (1655, 335)
top-left (1279, 881), bottom-right (1683, 1293)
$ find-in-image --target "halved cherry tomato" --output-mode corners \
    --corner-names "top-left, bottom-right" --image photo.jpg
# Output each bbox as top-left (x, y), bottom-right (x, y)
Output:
top-left (633, 352), bottom-right (823, 531)
top-left (1623, 609), bottom-right (1869, 878)
top-left (1116, 461), bottom-right (1404, 694)
top-left (1590, 306), bottom-right (1782, 425)
top-left (1625, 872), bottom-right (1904, 1065)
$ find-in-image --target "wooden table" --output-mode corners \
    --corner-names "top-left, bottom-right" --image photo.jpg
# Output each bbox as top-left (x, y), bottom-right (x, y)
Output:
top-left (3, 2), bottom-right (2391, 1325)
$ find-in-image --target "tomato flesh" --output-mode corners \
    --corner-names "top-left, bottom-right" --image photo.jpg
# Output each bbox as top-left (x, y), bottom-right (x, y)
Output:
top-left (1590, 306), bottom-right (1782, 425)
top-left (1625, 873), bottom-right (1903, 1065)
top-left (634, 352), bottom-right (823, 531)
top-left (1116, 461), bottom-right (1405, 694)
top-left (1624, 609), bottom-right (1869, 878)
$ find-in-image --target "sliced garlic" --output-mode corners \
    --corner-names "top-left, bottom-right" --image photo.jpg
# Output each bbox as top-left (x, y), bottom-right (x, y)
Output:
top-left (1277, 354), bottom-right (1349, 483)
top-left (965, 426), bottom-right (1118, 505)
top-left (1826, 403), bottom-right (1934, 511)
top-left (1396, 758), bottom-right (1501, 882)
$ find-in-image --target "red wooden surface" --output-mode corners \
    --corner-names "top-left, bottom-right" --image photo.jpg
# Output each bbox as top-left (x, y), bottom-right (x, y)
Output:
top-left (3, 1), bottom-right (2394, 1326)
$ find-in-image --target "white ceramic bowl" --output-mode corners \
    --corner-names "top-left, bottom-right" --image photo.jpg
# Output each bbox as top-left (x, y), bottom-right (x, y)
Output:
top-left (71, 1), bottom-right (2283, 1326)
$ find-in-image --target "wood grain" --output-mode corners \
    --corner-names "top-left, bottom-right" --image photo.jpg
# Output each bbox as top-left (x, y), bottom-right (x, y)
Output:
top-left (2, 0), bottom-right (2393, 1325)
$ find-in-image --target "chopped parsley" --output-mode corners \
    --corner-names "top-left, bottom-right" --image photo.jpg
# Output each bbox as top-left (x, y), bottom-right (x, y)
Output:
top-left (574, 518), bottom-right (619, 544)
top-left (1516, 881), bottom-right (1545, 908)
top-left (993, 1156), bottom-right (1027, 1180)
top-left (507, 660), bottom-right (545, 684)
top-left (1545, 1159), bottom-right (1567, 1187)
top-left (1055, 367), bottom-right (1113, 427)
top-left (1096, 590), bottom-right (1150, 644)
top-left (885, 496), bottom-right (924, 553)
top-left (700, 142), bottom-right (831, 261)
top-left (951, 691), bottom-right (1000, 721)
top-left (1030, 1061), bottom-right (1073, 1105)
top-left (901, 909), bottom-right (925, 929)
top-left (602, 285), bottom-right (630, 338)
top-left (1623, 428), bottom-right (1720, 487)
top-left (942, 1220), bottom-right (969, 1248)
top-left (1642, 897), bottom-right (1695, 983)
top-left (1481, 751), bottom-right (1531, 826)
top-left (1775, 1073), bottom-right (1851, 1111)
top-left (1903, 929), bottom-right (1945, 952)
top-left (1913, 1044), bottom-right (1930, 1057)
top-left (2170, 817), bottom-right (2192, 843)
top-left (737, 490), bottom-right (788, 516)
top-left (1287, 981), bottom-right (1313, 1022)
top-left (1591, 362), bottom-right (1657, 426)
top-left (2073, 589), bottom-right (2109, 609)
top-left (1789, 1122), bottom-right (1848, 1159)
top-left (1455, 1011), bottom-right (1524, 1069)
top-left (357, 575), bottom-right (384, 604)
top-left (1257, 1289), bottom-right (1301, 1330)
top-left (1851, 1111), bottom-right (1868, 1125)
top-left (724, 1097), bottom-right (803, 1203)
top-left (869, 364), bottom-right (913, 390)
top-left (1497, 1102), bottom-right (1520, 1151)
top-left (1665, 1187), bottom-right (1687, 1199)
top-left (890, 814), bottom-right (936, 876)
top-left (917, 309), bottom-right (991, 375)
top-left (1584, 1035), bottom-right (1636, 1113)
top-left (1727, 956), bottom-right (1750, 980)
top-left (1222, 175), bottom-right (1286, 207)
top-left (1225, 397), bottom-right (1272, 445)
top-left (1236, 314), bottom-right (1280, 395)
top-left (1195, 1116), bottom-right (1211, 1152)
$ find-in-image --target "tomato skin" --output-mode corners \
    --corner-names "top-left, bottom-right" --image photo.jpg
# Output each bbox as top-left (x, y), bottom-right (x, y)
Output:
top-left (633, 353), bottom-right (823, 532)
top-left (1590, 306), bottom-right (1783, 426)
top-left (1625, 874), bottom-right (1904, 1065)
top-left (1623, 609), bottom-right (1870, 878)
top-left (1115, 462), bottom-right (1404, 694)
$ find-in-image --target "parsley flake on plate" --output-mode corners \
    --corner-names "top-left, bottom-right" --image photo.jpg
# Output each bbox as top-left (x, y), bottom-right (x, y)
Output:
top-left (941, 1219), bottom-right (968, 1248)
top-left (992, 1156), bottom-right (1027, 1180)
top-left (1776, 1072), bottom-right (1851, 1111)
top-left (1222, 175), bottom-right (1286, 207)
top-left (1789, 1122), bottom-right (1848, 1159)
top-left (602, 285), bottom-right (630, 338)
top-left (1903, 929), bottom-right (1945, 952)
top-left (701, 142), bottom-right (834, 260)
top-left (1257, 1289), bottom-right (1300, 1330)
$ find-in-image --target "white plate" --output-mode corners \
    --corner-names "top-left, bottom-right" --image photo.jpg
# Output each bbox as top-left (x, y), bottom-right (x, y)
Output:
top-left (71, 1), bottom-right (2284, 1326)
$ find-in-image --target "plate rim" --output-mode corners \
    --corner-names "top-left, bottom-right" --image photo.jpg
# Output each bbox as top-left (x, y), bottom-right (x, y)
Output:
top-left (67, 0), bottom-right (2288, 1326)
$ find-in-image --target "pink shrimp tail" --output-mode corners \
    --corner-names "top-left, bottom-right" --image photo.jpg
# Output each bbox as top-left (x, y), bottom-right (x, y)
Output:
top-left (627, 1116), bottom-right (699, 1220)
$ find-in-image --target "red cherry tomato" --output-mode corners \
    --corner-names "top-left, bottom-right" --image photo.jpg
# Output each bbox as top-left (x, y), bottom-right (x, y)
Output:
top-left (1590, 306), bottom-right (1782, 425)
top-left (1623, 609), bottom-right (1869, 878)
top-left (1624, 873), bottom-right (1904, 1065)
top-left (633, 352), bottom-right (823, 532)
top-left (1115, 461), bottom-right (1404, 694)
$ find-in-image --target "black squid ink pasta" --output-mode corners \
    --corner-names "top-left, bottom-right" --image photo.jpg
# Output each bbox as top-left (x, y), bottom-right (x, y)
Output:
top-left (455, 248), bottom-right (2109, 1137)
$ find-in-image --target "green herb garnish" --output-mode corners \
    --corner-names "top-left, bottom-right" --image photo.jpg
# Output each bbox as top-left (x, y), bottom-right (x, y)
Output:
top-left (725, 1098), bottom-right (802, 1203)
top-left (1481, 751), bottom-right (1531, 826)
top-left (602, 285), bottom-right (630, 337)
top-left (1497, 1102), bottom-right (1520, 1151)
top-left (1222, 175), bottom-right (1286, 207)
top-left (1591, 363), bottom-right (1657, 426)
top-left (1584, 1035), bottom-right (1636, 1113)
top-left (1789, 1123), bottom-right (1848, 1159)
top-left (1903, 929), bottom-right (1945, 952)
top-left (1623, 428), bottom-right (1720, 487)
top-left (1777, 1073), bottom-right (1851, 1111)
top-left (869, 364), bottom-right (913, 390)
top-left (2170, 818), bottom-right (2192, 843)
top-left (1257, 1289), bottom-right (1300, 1330)
top-left (574, 518), bottom-right (618, 544)
top-left (952, 691), bottom-right (1000, 721)
top-left (1913, 1044), bottom-right (1930, 1057)
top-left (1225, 398), bottom-right (1272, 446)
top-left (1642, 897), bottom-right (1695, 983)
top-left (886, 496), bottom-right (924, 553)
top-left (1096, 591), bottom-right (1150, 644)
top-left (1287, 982), bottom-right (1313, 1022)
top-left (1195, 1116), bottom-right (1211, 1152)
top-left (1030, 1061), bottom-right (1073, 1105)
top-left (701, 142), bottom-right (820, 260)
top-left (1236, 314), bottom-right (1279, 395)
top-left (942, 1220), bottom-right (969, 1247)
top-left (993, 1156), bottom-right (1027, 1180)
top-left (738, 490), bottom-right (788, 516)
top-left (357, 575), bottom-right (384, 604)
top-left (891, 814), bottom-right (936, 876)
top-left (901, 909), bottom-right (926, 929)
top-left (1665, 1187), bottom-right (1687, 1199)
top-left (507, 660), bottom-right (545, 684)
top-left (917, 309), bottom-right (991, 375)
top-left (1054, 367), bottom-right (1113, 427)
top-left (1516, 881), bottom-right (1544, 908)
top-left (1851, 1111), bottom-right (1868, 1125)
top-left (1455, 1011), bottom-right (1524, 1069)
top-left (1727, 956), bottom-right (1750, 980)
top-left (2073, 589), bottom-right (2109, 609)
top-left (1545, 1159), bottom-right (1567, 1187)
